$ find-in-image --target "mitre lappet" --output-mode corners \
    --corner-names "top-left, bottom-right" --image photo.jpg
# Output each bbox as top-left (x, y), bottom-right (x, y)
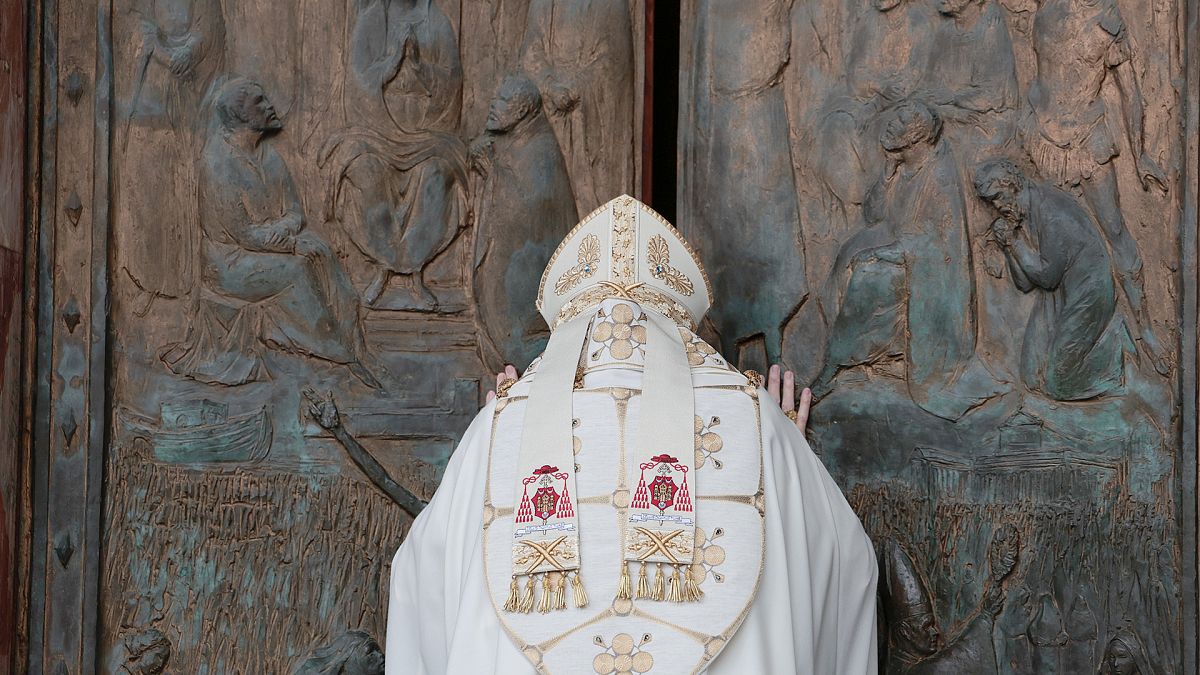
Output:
top-left (504, 195), bottom-right (713, 614)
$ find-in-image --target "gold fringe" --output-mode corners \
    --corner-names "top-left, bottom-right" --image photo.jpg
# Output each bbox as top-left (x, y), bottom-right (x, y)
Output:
top-left (667, 565), bottom-right (683, 602)
top-left (555, 572), bottom-right (568, 610)
top-left (538, 572), bottom-right (554, 613)
top-left (520, 574), bottom-right (537, 613)
top-left (684, 565), bottom-right (705, 602)
top-left (503, 576), bottom-right (521, 612)
top-left (572, 571), bottom-right (589, 608)
top-left (652, 563), bottom-right (666, 601)
top-left (635, 562), bottom-right (650, 599)
top-left (617, 561), bottom-right (633, 600)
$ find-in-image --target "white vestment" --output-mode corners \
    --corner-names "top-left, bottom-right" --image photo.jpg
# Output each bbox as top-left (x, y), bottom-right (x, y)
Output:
top-left (385, 300), bottom-right (879, 674)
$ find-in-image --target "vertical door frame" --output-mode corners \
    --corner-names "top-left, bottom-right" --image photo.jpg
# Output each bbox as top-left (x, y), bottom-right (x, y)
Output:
top-left (23, 0), bottom-right (112, 669)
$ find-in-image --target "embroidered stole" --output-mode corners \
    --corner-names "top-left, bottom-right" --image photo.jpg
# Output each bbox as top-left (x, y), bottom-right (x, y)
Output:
top-left (507, 313), bottom-right (591, 613)
top-left (507, 307), bottom-right (701, 613)
top-left (620, 309), bottom-right (701, 603)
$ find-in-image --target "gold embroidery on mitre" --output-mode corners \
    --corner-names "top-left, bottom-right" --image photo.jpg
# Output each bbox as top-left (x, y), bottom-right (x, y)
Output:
top-left (647, 234), bottom-right (695, 296)
top-left (611, 196), bottom-right (637, 285)
top-left (554, 284), bottom-right (695, 331)
top-left (554, 233), bottom-right (601, 296)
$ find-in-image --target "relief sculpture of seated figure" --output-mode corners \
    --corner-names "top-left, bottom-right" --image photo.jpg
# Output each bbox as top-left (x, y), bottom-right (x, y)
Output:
top-left (161, 78), bottom-right (383, 390)
top-left (321, 0), bottom-right (468, 309)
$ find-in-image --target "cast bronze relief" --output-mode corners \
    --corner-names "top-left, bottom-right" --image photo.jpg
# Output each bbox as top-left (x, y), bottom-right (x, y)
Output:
top-left (90, 1), bottom-right (641, 670)
top-left (11, 0), bottom-right (1193, 671)
top-left (678, 0), bottom-right (1184, 671)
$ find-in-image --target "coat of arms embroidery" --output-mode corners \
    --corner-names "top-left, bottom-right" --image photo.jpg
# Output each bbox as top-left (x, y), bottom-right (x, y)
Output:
top-left (517, 464), bottom-right (575, 524)
top-left (633, 454), bottom-right (692, 513)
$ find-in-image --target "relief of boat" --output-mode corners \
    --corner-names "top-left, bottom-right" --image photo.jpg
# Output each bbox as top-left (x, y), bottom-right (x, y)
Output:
top-left (117, 399), bottom-right (272, 465)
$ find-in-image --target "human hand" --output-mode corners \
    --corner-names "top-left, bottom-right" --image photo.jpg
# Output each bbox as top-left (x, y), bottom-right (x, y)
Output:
top-left (880, 79), bottom-right (907, 103)
top-left (293, 234), bottom-right (326, 259)
top-left (767, 364), bottom-right (811, 435)
top-left (263, 227), bottom-right (295, 252)
top-left (982, 239), bottom-right (1006, 279)
top-left (547, 83), bottom-right (579, 115)
top-left (468, 135), bottom-right (495, 175)
top-left (1136, 153), bottom-right (1168, 193)
top-left (485, 364), bottom-right (519, 403)
top-left (168, 42), bottom-right (197, 78)
top-left (302, 387), bottom-right (341, 430)
top-left (989, 217), bottom-right (1016, 248)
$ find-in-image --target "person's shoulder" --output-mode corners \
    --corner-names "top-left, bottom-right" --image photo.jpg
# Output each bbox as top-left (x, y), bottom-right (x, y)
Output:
top-left (433, 398), bottom-right (500, 495)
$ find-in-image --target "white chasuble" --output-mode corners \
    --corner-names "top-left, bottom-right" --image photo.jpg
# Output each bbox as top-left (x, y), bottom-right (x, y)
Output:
top-left (385, 197), bottom-right (878, 674)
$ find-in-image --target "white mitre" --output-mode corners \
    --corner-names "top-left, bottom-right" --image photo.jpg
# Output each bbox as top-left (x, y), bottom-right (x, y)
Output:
top-left (536, 194), bottom-right (712, 331)
top-left (384, 195), bottom-right (880, 675)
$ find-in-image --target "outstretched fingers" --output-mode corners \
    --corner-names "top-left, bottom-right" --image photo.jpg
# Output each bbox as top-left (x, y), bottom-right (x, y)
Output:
top-left (796, 387), bottom-right (812, 435)
top-left (781, 370), bottom-right (796, 415)
top-left (767, 364), bottom-right (812, 435)
top-left (487, 365), bottom-right (520, 404)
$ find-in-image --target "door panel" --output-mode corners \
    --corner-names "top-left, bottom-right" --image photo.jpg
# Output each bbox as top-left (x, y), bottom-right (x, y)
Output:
top-left (27, 0), bottom-right (645, 671)
top-left (678, 0), bottom-right (1198, 672)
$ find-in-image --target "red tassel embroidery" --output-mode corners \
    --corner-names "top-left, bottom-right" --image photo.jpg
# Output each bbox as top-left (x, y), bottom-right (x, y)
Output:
top-left (516, 477), bottom-right (535, 524)
top-left (555, 472), bottom-right (575, 518)
top-left (632, 468), bottom-right (650, 509)
top-left (675, 467), bottom-right (692, 512)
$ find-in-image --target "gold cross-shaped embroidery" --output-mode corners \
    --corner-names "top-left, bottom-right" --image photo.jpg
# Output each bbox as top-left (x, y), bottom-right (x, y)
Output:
top-left (633, 528), bottom-right (684, 564)
top-left (519, 537), bottom-right (570, 573)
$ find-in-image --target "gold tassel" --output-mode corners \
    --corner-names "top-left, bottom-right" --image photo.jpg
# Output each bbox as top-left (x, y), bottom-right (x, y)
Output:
top-left (617, 561), bottom-right (633, 600)
top-left (652, 563), bottom-right (666, 601)
top-left (667, 565), bottom-right (683, 602)
top-left (635, 562), bottom-right (650, 600)
top-left (538, 572), bottom-right (554, 613)
top-left (520, 574), bottom-right (536, 613)
top-left (556, 572), bottom-right (568, 610)
top-left (685, 565), bottom-right (705, 602)
top-left (503, 576), bottom-right (521, 612)
top-left (572, 571), bottom-right (589, 608)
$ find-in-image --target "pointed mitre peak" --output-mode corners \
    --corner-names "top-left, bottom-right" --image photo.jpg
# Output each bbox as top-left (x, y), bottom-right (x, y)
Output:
top-left (883, 539), bottom-right (936, 623)
top-left (537, 194), bottom-right (712, 330)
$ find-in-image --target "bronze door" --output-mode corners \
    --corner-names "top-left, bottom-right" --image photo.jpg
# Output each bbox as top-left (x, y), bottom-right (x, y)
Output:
top-left (12, 0), bottom-right (1200, 673)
